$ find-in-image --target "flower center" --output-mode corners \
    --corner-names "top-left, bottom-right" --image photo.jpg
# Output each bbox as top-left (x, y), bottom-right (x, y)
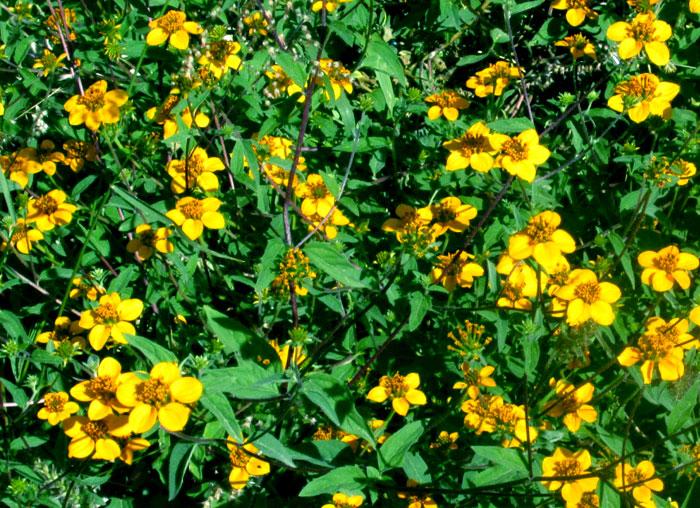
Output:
top-left (654, 252), bottom-right (678, 273)
top-left (209, 40), bottom-right (237, 62)
top-left (11, 225), bottom-right (28, 244)
top-left (492, 403), bottom-right (519, 430)
top-left (65, 141), bottom-right (90, 158)
top-left (83, 420), bottom-right (109, 441)
top-left (94, 303), bottom-right (119, 323)
top-left (458, 133), bottom-right (491, 155)
top-left (574, 281), bottom-right (600, 304)
top-left (77, 86), bottom-right (106, 112)
top-left (525, 216), bottom-right (556, 243)
top-left (501, 139), bottom-right (528, 161)
top-left (617, 75), bottom-right (657, 100)
top-left (629, 18), bottom-right (656, 42)
top-left (136, 378), bottom-right (169, 407)
top-left (87, 375), bottom-right (117, 399)
top-left (638, 329), bottom-right (678, 358)
top-left (571, 34), bottom-right (589, 49)
top-left (622, 468), bottom-right (646, 488)
top-left (380, 374), bottom-right (408, 399)
top-left (569, 0), bottom-right (591, 8)
top-left (139, 229), bottom-right (157, 246)
top-left (34, 195), bottom-right (59, 215)
top-left (460, 366), bottom-right (481, 386)
top-left (435, 203), bottom-right (457, 223)
top-left (180, 200), bottom-right (204, 219)
top-left (502, 281), bottom-right (526, 301)
top-left (44, 393), bottom-right (66, 413)
top-left (553, 458), bottom-right (583, 478)
top-left (309, 182), bottom-right (329, 199)
top-left (156, 11), bottom-right (184, 33)
top-left (229, 446), bottom-right (251, 468)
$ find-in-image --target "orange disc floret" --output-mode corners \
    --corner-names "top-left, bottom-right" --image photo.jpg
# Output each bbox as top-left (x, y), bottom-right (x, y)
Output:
top-left (26, 189), bottom-right (77, 231)
top-left (543, 379), bottom-right (597, 432)
top-left (146, 10), bottom-right (202, 50)
top-left (322, 492), bottom-right (363, 508)
top-left (638, 245), bottom-right (699, 292)
top-left (430, 251), bottom-right (484, 293)
top-left (366, 372), bottom-right (427, 416)
top-left (64, 80), bottom-right (128, 131)
top-left (166, 196), bottom-right (225, 241)
top-left (425, 90), bottom-right (470, 121)
top-left (466, 61), bottom-right (523, 97)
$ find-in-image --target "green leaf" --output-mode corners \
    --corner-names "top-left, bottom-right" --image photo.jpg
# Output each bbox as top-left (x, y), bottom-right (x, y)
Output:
top-left (298, 466), bottom-right (367, 497)
top-left (486, 118), bottom-right (535, 133)
top-left (10, 436), bottom-right (47, 451)
top-left (376, 71), bottom-right (396, 115)
top-left (200, 363), bottom-right (282, 399)
top-left (203, 305), bottom-right (253, 355)
top-left (0, 311), bottom-right (27, 341)
top-left (667, 380), bottom-right (699, 434)
top-left (0, 377), bottom-right (28, 408)
top-left (378, 421), bottom-right (423, 470)
top-left (199, 392), bottom-right (244, 442)
top-left (125, 334), bottom-right (177, 364)
top-left (252, 433), bottom-right (297, 467)
top-left (168, 441), bottom-right (196, 501)
top-left (275, 51), bottom-right (306, 91)
top-left (407, 292), bottom-right (430, 331)
top-left (456, 54), bottom-right (489, 66)
top-left (256, 237), bottom-right (286, 292)
top-left (110, 185), bottom-right (170, 224)
top-left (471, 465), bottom-right (526, 487)
top-left (402, 451), bottom-right (431, 483)
top-left (301, 373), bottom-right (375, 444)
top-left (509, 0), bottom-right (545, 14)
top-left (471, 446), bottom-right (528, 474)
top-left (360, 34), bottom-right (407, 86)
top-left (305, 242), bottom-right (367, 288)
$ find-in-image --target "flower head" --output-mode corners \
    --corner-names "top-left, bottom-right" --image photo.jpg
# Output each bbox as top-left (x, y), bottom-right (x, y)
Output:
top-left (430, 197), bottom-right (477, 235)
top-left (295, 174), bottom-right (335, 217)
top-left (543, 379), bottom-right (597, 432)
top-left (78, 292), bottom-right (144, 350)
top-left (32, 49), bottom-right (66, 76)
top-left (638, 246), bottom-right (699, 292)
top-left (453, 364), bottom-right (496, 399)
top-left (226, 439), bottom-right (270, 489)
top-left (166, 197), bottom-right (225, 241)
top-left (614, 461), bottom-right (664, 503)
top-left (69, 276), bottom-right (105, 301)
top-left (36, 316), bottom-right (86, 351)
top-left (38, 392), bottom-right (79, 425)
top-left (127, 224), bottom-right (174, 260)
top-left (70, 357), bottom-right (136, 420)
top-left (497, 263), bottom-right (546, 310)
top-left (607, 73), bottom-right (679, 123)
top-left (146, 10), bottom-right (203, 50)
top-left (63, 414), bottom-right (131, 460)
top-left (551, 0), bottom-right (598, 26)
top-left (116, 362), bottom-right (203, 433)
top-left (63, 139), bottom-right (97, 172)
top-left (466, 61), bottom-right (523, 97)
top-left (198, 40), bottom-right (242, 78)
top-left (541, 448), bottom-right (598, 504)
top-left (243, 12), bottom-right (269, 36)
top-left (430, 251), bottom-right (484, 292)
top-left (167, 147), bottom-right (225, 194)
top-left (146, 95), bottom-right (210, 139)
top-left (64, 80), bottom-right (128, 131)
top-left (312, 0), bottom-right (353, 12)
top-left (271, 248), bottom-right (317, 298)
top-left (425, 90), bottom-right (470, 121)
top-left (2, 219), bottom-right (43, 254)
top-left (34, 140), bottom-right (65, 176)
top-left (366, 372), bottom-right (427, 416)
top-left (322, 493), bottom-right (363, 508)
top-left (555, 34), bottom-right (597, 60)
top-left (1, 149), bottom-right (42, 188)
top-left (443, 122), bottom-right (506, 173)
top-left (508, 211), bottom-right (575, 266)
top-left (397, 480), bottom-right (437, 508)
top-left (26, 190), bottom-right (77, 231)
top-left (495, 130), bottom-right (551, 182)
top-left (555, 269), bottom-right (621, 326)
top-left (607, 12), bottom-right (672, 66)
top-left (318, 58), bottom-right (353, 99)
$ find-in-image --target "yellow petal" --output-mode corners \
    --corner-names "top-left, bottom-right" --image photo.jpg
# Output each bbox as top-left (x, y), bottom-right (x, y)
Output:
top-left (158, 402), bottom-right (191, 431)
top-left (170, 377), bottom-right (203, 404)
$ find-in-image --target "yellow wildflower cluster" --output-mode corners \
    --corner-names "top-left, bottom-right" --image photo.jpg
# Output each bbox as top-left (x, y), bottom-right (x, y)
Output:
top-left (645, 157), bottom-right (697, 187)
top-left (543, 378), bottom-right (597, 432)
top-left (541, 448), bottom-right (598, 505)
top-left (424, 90), bottom-right (470, 121)
top-left (64, 80), bottom-right (128, 131)
top-left (466, 61), bottom-right (523, 97)
top-left (271, 248), bottom-right (317, 298)
top-left (461, 394), bottom-right (538, 448)
top-left (264, 58), bottom-right (353, 102)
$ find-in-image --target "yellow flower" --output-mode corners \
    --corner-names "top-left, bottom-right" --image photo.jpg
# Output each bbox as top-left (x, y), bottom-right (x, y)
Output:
top-left (78, 292), bottom-right (144, 351)
top-left (312, 0), bottom-right (353, 12)
top-left (26, 190), bottom-right (77, 231)
top-left (243, 12), bottom-right (269, 36)
top-left (443, 122), bottom-right (506, 173)
top-left (116, 362), bottom-right (203, 433)
top-left (550, 0), bottom-right (598, 26)
top-left (466, 61), bottom-right (523, 97)
top-left (32, 49), bottom-right (66, 77)
top-left (495, 129), bottom-right (551, 182)
top-left (617, 317), bottom-right (697, 384)
top-left (508, 210), bottom-right (576, 266)
top-left (453, 364), bottom-right (496, 399)
top-left (555, 34), bottom-right (597, 60)
top-left (63, 139), bottom-right (97, 172)
top-left (198, 40), bottom-right (242, 78)
top-left (488, 397), bottom-right (537, 448)
top-left (424, 90), bottom-right (470, 121)
top-left (614, 461), bottom-right (664, 503)
top-left (269, 339), bottom-right (306, 367)
top-left (36, 316), bottom-right (86, 351)
top-left (638, 245), bottom-right (699, 292)
top-left (304, 207), bottom-right (350, 240)
top-left (117, 435), bottom-right (151, 465)
top-left (397, 480), bottom-right (438, 508)
top-left (628, 0), bottom-right (660, 11)
top-left (63, 414), bottom-right (131, 460)
top-left (265, 65), bottom-right (304, 100)
top-left (146, 95), bottom-right (210, 139)
top-left (295, 174), bottom-right (335, 217)
top-left (429, 430), bottom-right (459, 451)
top-left (447, 320), bottom-right (492, 359)
top-left (366, 372), bottom-right (427, 416)
top-left (38, 392), bottom-right (79, 425)
top-left (126, 224), bottom-right (174, 260)
top-left (166, 196), bottom-right (226, 241)
top-left (227, 438), bottom-right (270, 489)
top-left (430, 251), bottom-right (484, 293)
top-left (607, 12), bottom-right (672, 66)
top-left (69, 276), bottom-right (105, 301)
top-left (497, 263), bottom-right (545, 310)
top-left (44, 8), bottom-right (76, 44)
top-left (2, 219), bottom-right (43, 254)
top-left (271, 248), bottom-right (317, 298)
top-left (146, 10), bottom-right (203, 50)
top-left (555, 269), bottom-right (621, 326)
top-left (430, 196), bottom-right (477, 235)
top-left (70, 356), bottom-right (136, 420)
top-left (33, 140), bottom-right (65, 175)
top-left (167, 146), bottom-right (225, 194)
top-left (382, 204), bottom-right (433, 241)
top-left (322, 493), bottom-right (363, 508)
top-left (607, 73), bottom-right (679, 123)
top-left (543, 379), bottom-right (597, 432)
top-left (64, 80), bottom-right (128, 131)
top-left (541, 448), bottom-right (598, 504)
top-left (0, 148), bottom-right (42, 188)
top-left (319, 58), bottom-right (353, 99)
top-left (313, 424), bottom-right (361, 451)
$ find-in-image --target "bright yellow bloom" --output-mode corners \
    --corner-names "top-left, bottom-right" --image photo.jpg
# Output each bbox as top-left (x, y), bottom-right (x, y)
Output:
top-left (541, 448), bottom-right (598, 504)
top-left (425, 90), bottom-right (470, 121)
top-left (565, 492), bottom-right (599, 508)
top-left (32, 49), bottom-right (66, 77)
top-left (366, 372), bottom-right (427, 416)
top-left (430, 251), bottom-right (484, 292)
top-left (269, 340), bottom-right (306, 367)
top-left (64, 80), bottom-right (128, 131)
top-left (555, 34), bottom-right (597, 60)
top-left (26, 190), bottom-right (77, 231)
top-left (0, 148), bottom-right (42, 188)
top-left (304, 207), bottom-right (350, 240)
top-left (69, 276), bottom-right (105, 301)
top-left (319, 58), bottom-right (353, 99)
top-left (555, 269), bottom-right (621, 326)
top-left (227, 438), bottom-right (270, 489)
top-left (453, 364), bottom-right (496, 399)
top-left (33, 140), bottom-right (65, 175)
top-left (167, 146), bottom-right (225, 194)
top-left (78, 292), bottom-right (144, 351)
top-left (70, 356), bottom-right (135, 420)
top-left (430, 196), bottom-right (477, 235)
top-left (443, 122), bottom-right (506, 173)
top-left (38, 392), bottom-right (79, 425)
top-left (489, 397), bottom-right (537, 448)
top-left (166, 197), bottom-right (225, 241)
top-left (146, 10), bottom-right (202, 50)
top-left (116, 362), bottom-right (203, 433)
top-left (508, 211), bottom-right (576, 266)
top-left (550, 0), bottom-right (598, 26)
top-left (607, 12), bottom-right (672, 66)
top-left (63, 414), bottom-right (131, 460)
top-left (382, 204), bottom-right (433, 241)
top-left (495, 129), bottom-right (551, 182)
top-left (146, 95), bottom-right (210, 139)
top-left (198, 40), bottom-right (242, 78)
top-left (607, 73), bottom-right (679, 123)
top-left (617, 317), bottom-right (697, 384)
top-left (2, 219), bottom-right (43, 254)
top-left (313, 424), bottom-right (361, 451)
top-left (117, 435), bottom-right (151, 465)
top-left (243, 12), bottom-right (268, 36)
top-left (543, 379), bottom-right (597, 432)
top-left (614, 461), bottom-right (664, 504)
top-left (397, 480), bottom-right (438, 508)
top-left (271, 248), bottom-right (317, 298)
top-left (44, 8), bottom-right (76, 44)
top-left (312, 0), bottom-right (353, 12)
top-left (638, 245), bottom-right (699, 292)
top-left (127, 224), bottom-right (174, 260)
top-left (265, 65), bottom-right (304, 100)
top-left (692, 0), bottom-right (700, 13)
top-left (322, 492), bottom-right (363, 508)
top-left (429, 430), bottom-right (459, 451)
top-left (497, 263), bottom-right (546, 310)
top-left (295, 174), bottom-right (335, 217)
top-left (63, 139), bottom-right (97, 172)
top-left (36, 316), bottom-right (86, 351)
top-left (466, 61), bottom-right (523, 97)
